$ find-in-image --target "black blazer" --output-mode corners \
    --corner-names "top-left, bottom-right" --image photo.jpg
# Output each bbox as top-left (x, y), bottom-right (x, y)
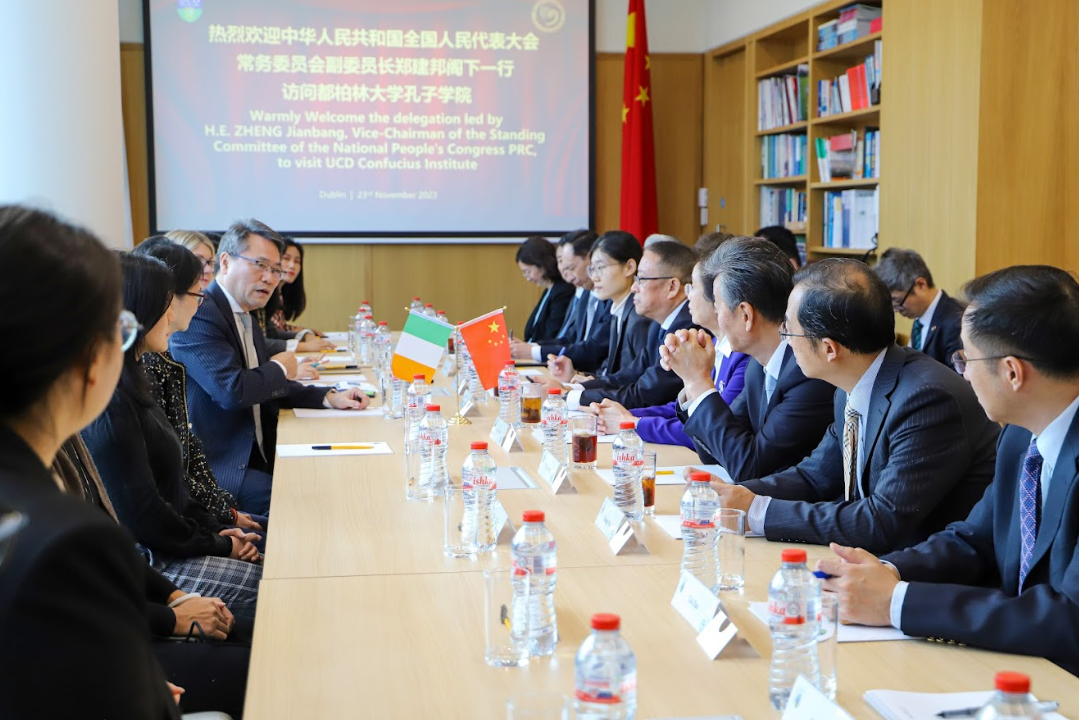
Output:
top-left (540, 292), bottom-right (613, 372)
top-left (917, 290), bottom-right (964, 368)
top-left (744, 345), bottom-right (1000, 553)
top-left (884, 417), bottom-right (1079, 674)
top-left (579, 301), bottom-right (701, 409)
top-left (591, 298), bottom-right (653, 380)
top-left (679, 344), bottom-right (836, 482)
top-left (524, 280), bottom-right (575, 343)
top-left (0, 425), bottom-right (180, 719)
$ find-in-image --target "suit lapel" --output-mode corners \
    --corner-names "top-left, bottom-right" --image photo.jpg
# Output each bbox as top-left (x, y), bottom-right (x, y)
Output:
top-left (764, 345), bottom-right (797, 417)
top-left (207, 282), bottom-right (245, 354)
top-left (1029, 415), bottom-right (1079, 571)
top-left (859, 345), bottom-right (904, 496)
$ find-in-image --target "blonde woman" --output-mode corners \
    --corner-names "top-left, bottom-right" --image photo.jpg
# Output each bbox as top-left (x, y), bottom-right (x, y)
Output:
top-left (165, 229), bottom-right (216, 289)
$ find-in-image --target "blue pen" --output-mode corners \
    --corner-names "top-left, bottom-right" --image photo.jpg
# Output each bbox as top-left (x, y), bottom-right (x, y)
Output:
top-left (813, 570), bottom-right (834, 580)
top-left (558, 346), bottom-right (566, 357)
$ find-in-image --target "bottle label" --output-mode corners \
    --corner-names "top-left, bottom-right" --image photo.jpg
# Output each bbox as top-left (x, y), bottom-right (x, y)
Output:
top-left (543, 411), bottom-right (564, 426)
top-left (768, 597), bottom-right (806, 624)
top-left (612, 451), bottom-right (643, 467)
top-left (681, 519), bottom-right (716, 529)
top-left (471, 473), bottom-right (496, 490)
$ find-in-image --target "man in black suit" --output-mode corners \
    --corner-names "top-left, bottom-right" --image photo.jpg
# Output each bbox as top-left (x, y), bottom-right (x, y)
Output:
top-left (706, 259), bottom-right (999, 554)
top-left (875, 248), bottom-right (963, 368)
top-left (818, 266), bottom-right (1079, 674)
top-left (665, 237), bottom-right (835, 481)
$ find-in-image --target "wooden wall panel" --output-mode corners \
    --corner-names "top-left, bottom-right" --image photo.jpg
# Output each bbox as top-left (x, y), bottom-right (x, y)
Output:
top-left (975, 0), bottom-right (1079, 276)
top-left (878, 0), bottom-right (983, 296)
top-left (120, 43), bottom-right (150, 244)
top-left (702, 45), bottom-right (749, 236)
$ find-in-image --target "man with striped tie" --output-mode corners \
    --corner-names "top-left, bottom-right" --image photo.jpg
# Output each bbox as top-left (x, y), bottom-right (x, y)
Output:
top-left (705, 259), bottom-right (998, 554)
top-left (817, 265), bottom-right (1079, 676)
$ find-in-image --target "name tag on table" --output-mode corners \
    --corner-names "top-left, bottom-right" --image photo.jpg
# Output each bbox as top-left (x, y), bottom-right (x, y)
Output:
top-left (782, 676), bottom-right (854, 720)
top-left (538, 450), bottom-right (574, 494)
top-left (671, 570), bottom-right (721, 634)
top-left (594, 498), bottom-right (648, 555)
top-left (439, 354), bottom-right (456, 378)
top-left (492, 500), bottom-right (516, 545)
top-left (489, 418), bottom-right (523, 452)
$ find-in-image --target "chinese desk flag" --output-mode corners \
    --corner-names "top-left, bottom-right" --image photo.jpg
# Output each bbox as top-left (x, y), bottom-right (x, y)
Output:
top-left (620, 0), bottom-right (658, 244)
top-left (391, 310), bottom-right (454, 382)
top-left (459, 309), bottom-right (511, 390)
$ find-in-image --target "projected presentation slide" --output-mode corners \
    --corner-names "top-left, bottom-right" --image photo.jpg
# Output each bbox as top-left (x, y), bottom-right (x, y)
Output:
top-left (147, 0), bottom-right (592, 239)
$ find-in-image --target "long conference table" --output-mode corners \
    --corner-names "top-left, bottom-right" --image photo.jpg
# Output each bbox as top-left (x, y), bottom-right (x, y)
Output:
top-left (245, 364), bottom-right (1079, 719)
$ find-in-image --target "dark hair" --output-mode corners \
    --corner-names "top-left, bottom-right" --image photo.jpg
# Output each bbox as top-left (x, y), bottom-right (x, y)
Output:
top-left (558, 229), bottom-right (598, 258)
top-left (694, 231), bottom-right (734, 258)
top-left (794, 258), bottom-right (895, 353)
top-left (515, 236), bottom-right (561, 283)
top-left (963, 266), bottom-right (1079, 379)
top-left (755, 226), bottom-right (802, 269)
top-left (217, 218), bottom-right (285, 272)
top-left (591, 230), bottom-right (643, 266)
top-left (133, 235), bottom-right (202, 294)
top-left (278, 237), bottom-right (307, 321)
top-left (0, 205), bottom-right (122, 419)
top-left (644, 240), bottom-right (697, 284)
top-left (701, 236), bottom-right (792, 320)
top-left (874, 248), bottom-right (935, 291)
top-left (118, 253), bottom-right (174, 405)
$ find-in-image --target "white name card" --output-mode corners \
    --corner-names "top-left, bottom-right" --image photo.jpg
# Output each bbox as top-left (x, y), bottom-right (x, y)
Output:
top-left (458, 391), bottom-right (479, 418)
top-left (492, 500), bottom-right (516, 545)
top-left (439, 354), bottom-right (456, 378)
top-left (594, 498), bottom-right (648, 555)
top-left (696, 608), bottom-right (741, 660)
top-left (489, 418), bottom-right (523, 452)
top-left (782, 676), bottom-right (854, 720)
top-left (538, 450), bottom-right (574, 494)
top-left (671, 570), bottom-right (721, 634)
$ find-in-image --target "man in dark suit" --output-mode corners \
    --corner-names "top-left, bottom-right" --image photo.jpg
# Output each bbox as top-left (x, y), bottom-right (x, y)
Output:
top-left (706, 259), bottom-right (999, 554)
top-left (818, 266), bottom-right (1079, 674)
top-left (875, 248), bottom-right (964, 368)
top-left (565, 240), bottom-right (701, 410)
top-left (171, 219), bottom-right (369, 516)
top-left (664, 237), bottom-right (835, 481)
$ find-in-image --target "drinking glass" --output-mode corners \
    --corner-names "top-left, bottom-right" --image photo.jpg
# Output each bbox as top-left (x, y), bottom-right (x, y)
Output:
top-left (569, 415), bottom-right (598, 470)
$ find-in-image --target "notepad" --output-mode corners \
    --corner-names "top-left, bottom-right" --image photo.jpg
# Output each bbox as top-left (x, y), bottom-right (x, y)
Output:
top-left (653, 514), bottom-right (763, 540)
top-left (293, 407), bottom-right (384, 419)
top-left (749, 603), bottom-right (915, 643)
top-left (864, 689), bottom-right (1067, 720)
top-left (299, 373), bottom-right (368, 387)
top-left (277, 442), bottom-right (393, 457)
top-left (595, 464), bottom-right (732, 486)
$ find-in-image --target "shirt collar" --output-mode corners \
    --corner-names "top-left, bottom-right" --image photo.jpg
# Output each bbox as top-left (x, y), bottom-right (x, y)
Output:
top-left (659, 299), bottom-right (688, 332)
top-left (847, 348), bottom-right (889, 417)
top-left (764, 339), bottom-right (789, 383)
top-left (218, 282), bottom-right (246, 316)
top-left (918, 288), bottom-right (943, 327)
top-left (1035, 392), bottom-right (1079, 479)
top-left (609, 292), bottom-right (630, 318)
top-left (716, 335), bottom-right (733, 358)
top-left (574, 286), bottom-right (585, 299)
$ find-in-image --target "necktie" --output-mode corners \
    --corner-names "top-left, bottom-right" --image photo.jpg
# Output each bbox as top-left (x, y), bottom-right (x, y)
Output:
top-left (584, 294), bottom-right (598, 337)
top-left (556, 293), bottom-right (579, 338)
top-left (910, 318), bottom-right (924, 351)
top-left (1018, 439), bottom-right (1043, 591)
top-left (239, 313), bottom-right (265, 458)
top-left (764, 372), bottom-right (778, 405)
top-left (842, 402), bottom-right (861, 501)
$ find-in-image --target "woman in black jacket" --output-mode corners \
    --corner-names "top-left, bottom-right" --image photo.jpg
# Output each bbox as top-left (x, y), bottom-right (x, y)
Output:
top-left (517, 235), bottom-right (576, 343)
top-left (82, 253), bottom-right (262, 621)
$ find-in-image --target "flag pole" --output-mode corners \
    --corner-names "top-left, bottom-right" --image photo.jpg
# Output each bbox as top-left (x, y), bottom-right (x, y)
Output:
top-left (446, 323), bottom-right (470, 426)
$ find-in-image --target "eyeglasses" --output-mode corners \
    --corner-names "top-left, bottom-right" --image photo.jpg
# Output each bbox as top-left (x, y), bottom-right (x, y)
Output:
top-left (778, 321), bottom-right (817, 340)
top-left (892, 282), bottom-right (916, 310)
top-left (633, 274), bottom-right (674, 286)
top-left (181, 291), bottom-right (206, 307)
top-left (586, 261), bottom-right (624, 278)
top-left (951, 349), bottom-right (1036, 375)
top-left (119, 309), bottom-right (141, 351)
top-left (230, 253), bottom-right (285, 279)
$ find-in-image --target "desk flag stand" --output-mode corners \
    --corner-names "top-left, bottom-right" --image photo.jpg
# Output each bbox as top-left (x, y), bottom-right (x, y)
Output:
top-left (447, 323), bottom-right (471, 426)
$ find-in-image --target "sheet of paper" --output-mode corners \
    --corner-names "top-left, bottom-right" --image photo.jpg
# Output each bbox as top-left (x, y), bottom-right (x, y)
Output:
top-left (496, 466), bottom-right (538, 490)
top-left (293, 407), bottom-right (384, 419)
top-left (749, 602), bottom-right (916, 643)
top-left (299, 373), bottom-right (368, 386)
top-left (863, 689), bottom-right (1067, 720)
top-left (517, 368), bottom-right (546, 378)
top-left (653, 514), bottom-right (763, 540)
top-left (595, 464), bottom-right (728, 486)
top-left (324, 331), bottom-right (349, 343)
top-left (277, 442), bottom-right (393, 457)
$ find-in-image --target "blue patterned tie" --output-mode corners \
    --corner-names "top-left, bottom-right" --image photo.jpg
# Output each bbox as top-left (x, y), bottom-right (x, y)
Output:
top-left (910, 319), bottom-right (924, 351)
top-left (1018, 439), bottom-right (1043, 591)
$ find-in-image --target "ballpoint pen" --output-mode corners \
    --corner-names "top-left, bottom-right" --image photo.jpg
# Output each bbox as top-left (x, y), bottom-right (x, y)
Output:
top-left (936, 700), bottom-right (1058, 718)
top-left (311, 444), bottom-right (375, 450)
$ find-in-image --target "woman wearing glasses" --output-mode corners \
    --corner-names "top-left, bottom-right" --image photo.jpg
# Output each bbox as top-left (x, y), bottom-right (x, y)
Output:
top-left (0, 205), bottom-right (181, 718)
top-left (82, 253), bottom-right (263, 622)
top-left (135, 237), bottom-right (268, 538)
top-left (165, 229), bottom-right (217, 289)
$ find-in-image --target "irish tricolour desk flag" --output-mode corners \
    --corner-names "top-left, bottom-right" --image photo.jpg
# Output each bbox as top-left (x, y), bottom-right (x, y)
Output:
top-left (391, 311), bottom-right (454, 382)
top-left (459, 309), bottom-right (511, 390)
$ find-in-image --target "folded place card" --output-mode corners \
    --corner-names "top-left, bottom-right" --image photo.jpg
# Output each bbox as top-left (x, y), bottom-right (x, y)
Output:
top-left (594, 497), bottom-right (648, 555)
top-left (457, 391), bottom-right (480, 418)
top-left (276, 442), bottom-right (393, 458)
top-left (491, 500), bottom-right (516, 545)
top-left (783, 676), bottom-right (855, 720)
top-left (537, 450), bottom-right (574, 494)
top-left (696, 608), bottom-right (741, 660)
top-left (439, 354), bottom-right (456, 377)
top-left (671, 570), bottom-right (721, 634)
top-left (489, 418), bottom-right (524, 452)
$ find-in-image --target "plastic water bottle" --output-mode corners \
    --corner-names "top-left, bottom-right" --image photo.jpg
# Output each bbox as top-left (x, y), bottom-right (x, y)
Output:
top-left (410, 296), bottom-right (423, 311)
top-left (768, 548), bottom-right (821, 711)
top-left (418, 404), bottom-right (449, 498)
top-left (680, 472), bottom-right (720, 592)
top-left (358, 299), bottom-right (372, 317)
top-left (510, 510), bottom-right (558, 656)
top-left (461, 441), bottom-right (498, 553)
top-left (374, 321), bottom-right (392, 369)
top-left (976, 673), bottom-right (1045, 719)
top-left (349, 312), bottom-right (365, 360)
top-left (498, 362), bottom-right (521, 426)
top-left (611, 422), bottom-right (644, 521)
top-left (541, 388), bottom-right (568, 463)
top-left (574, 613), bottom-right (637, 720)
top-left (422, 302), bottom-right (437, 318)
top-left (358, 314), bottom-right (376, 364)
top-left (405, 374), bottom-right (431, 444)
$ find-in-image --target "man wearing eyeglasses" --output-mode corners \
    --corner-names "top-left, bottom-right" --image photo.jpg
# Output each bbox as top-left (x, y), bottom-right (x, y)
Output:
top-left (874, 248), bottom-right (964, 368)
top-left (700, 259), bottom-right (998, 554)
top-left (817, 266), bottom-right (1079, 675)
top-left (171, 219), bottom-right (370, 516)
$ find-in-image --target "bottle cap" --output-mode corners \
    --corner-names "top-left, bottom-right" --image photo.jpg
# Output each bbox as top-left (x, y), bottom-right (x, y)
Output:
top-left (413, 374), bottom-right (426, 381)
top-left (505, 361), bottom-right (516, 367)
top-left (470, 441), bottom-right (488, 451)
top-left (362, 300), bottom-right (369, 303)
top-left (547, 388), bottom-right (562, 395)
top-left (591, 613), bottom-right (620, 631)
top-left (365, 314), bottom-right (373, 319)
top-left (619, 421), bottom-right (636, 430)
top-left (437, 310), bottom-right (446, 315)
top-left (522, 510), bottom-right (545, 523)
top-left (689, 471), bottom-right (711, 483)
top-left (413, 296), bottom-right (421, 300)
top-left (424, 303), bottom-right (433, 307)
top-left (781, 548), bottom-right (807, 563)
top-left (425, 404), bottom-right (440, 412)
top-left (378, 321), bottom-right (387, 326)
top-left (994, 672), bottom-right (1030, 694)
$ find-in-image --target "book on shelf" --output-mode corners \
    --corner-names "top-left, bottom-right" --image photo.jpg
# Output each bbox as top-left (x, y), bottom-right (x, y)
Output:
top-left (816, 128), bottom-right (880, 182)
top-left (761, 133), bottom-right (807, 179)
top-left (760, 187), bottom-right (807, 228)
top-left (817, 46), bottom-right (882, 117)
top-left (818, 5), bottom-right (881, 51)
top-left (823, 187), bottom-right (878, 249)
top-left (758, 64), bottom-right (808, 131)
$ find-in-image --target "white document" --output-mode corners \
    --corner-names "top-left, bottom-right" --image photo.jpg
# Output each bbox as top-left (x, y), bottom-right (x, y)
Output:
top-left (298, 373), bottom-right (368, 386)
top-left (595, 464), bottom-right (730, 486)
top-left (277, 442), bottom-right (393, 457)
top-left (654, 514), bottom-right (763, 540)
top-left (749, 602), bottom-right (915, 643)
top-left (517, 368), bottom-right (546, 378)
top-left (293, 407), bottom-right (384, 419)
top-left (324, 331), bottom-right (349, 343)
top-left (864, 689), bottom-right (1067, 720)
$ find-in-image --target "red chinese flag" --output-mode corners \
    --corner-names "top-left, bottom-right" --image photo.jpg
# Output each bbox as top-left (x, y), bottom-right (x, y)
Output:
top-left (459, 309), bottom-right (512, 391)
top-left (620, 0), bottom-right (658, 244)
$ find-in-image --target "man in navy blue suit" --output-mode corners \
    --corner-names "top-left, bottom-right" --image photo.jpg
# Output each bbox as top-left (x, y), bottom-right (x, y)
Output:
top-left (818, 265), bottom-right (1079, 674)
top-left (171, 219), bottom-right (369, 516)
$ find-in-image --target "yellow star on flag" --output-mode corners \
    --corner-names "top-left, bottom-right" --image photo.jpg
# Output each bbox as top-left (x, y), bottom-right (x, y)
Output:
top-left (645, 55), bottom-right (651, 70)
top-left (488, 321), bottom-right (500, 332)
top-left (635, 85), bottom-right (650, 106)
top-left (622, 104), bottom-right (629, 123)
